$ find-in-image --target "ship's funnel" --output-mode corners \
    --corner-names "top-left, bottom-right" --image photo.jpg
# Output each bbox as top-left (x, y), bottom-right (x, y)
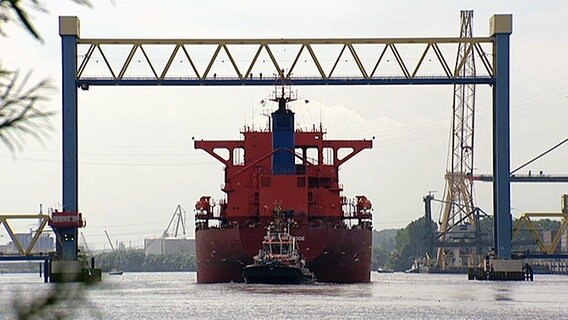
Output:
top-left (272, 96), bottom-right (295, 175)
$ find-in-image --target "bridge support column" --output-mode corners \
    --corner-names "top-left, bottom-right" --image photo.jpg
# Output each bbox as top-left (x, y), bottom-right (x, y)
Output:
top-left (491, 14), bottom-right (513, 259)
top-left (59, 16), bottom-right (79, 262)
top-left (56, 16), bottom-right (102, 284)
top-left (43, 259), bottom-right (49, 283)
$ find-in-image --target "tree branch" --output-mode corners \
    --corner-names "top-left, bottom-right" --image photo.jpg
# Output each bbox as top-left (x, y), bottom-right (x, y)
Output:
top-left (0, 67), bottom-right (55, 152)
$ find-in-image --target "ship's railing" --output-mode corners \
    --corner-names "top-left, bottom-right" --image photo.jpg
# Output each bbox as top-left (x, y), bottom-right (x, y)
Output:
top-left (195, 197), bottom-right (225, 221)
top-left (341, 196), bottom-right (372, 221)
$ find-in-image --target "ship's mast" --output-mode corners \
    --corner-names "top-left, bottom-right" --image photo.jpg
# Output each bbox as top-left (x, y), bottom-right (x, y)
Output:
top-left (270, 81), bottom-right (297, 175)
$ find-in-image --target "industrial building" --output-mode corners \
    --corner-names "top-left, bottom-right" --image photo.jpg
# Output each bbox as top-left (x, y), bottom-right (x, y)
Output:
top-left (143, 205), bottom-right (195, 255)
top-left (1, 232), bottom-right (54, 254)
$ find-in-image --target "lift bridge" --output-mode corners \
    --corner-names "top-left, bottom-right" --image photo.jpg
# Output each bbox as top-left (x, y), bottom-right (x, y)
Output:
top-left (1, 14), bottom-right (516, 281)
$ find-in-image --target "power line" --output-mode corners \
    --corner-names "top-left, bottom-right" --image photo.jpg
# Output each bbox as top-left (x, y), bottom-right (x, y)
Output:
top-left (0, 156), bottom-right (216, 167)
top-left (511, 137), bottom-right (568, 174)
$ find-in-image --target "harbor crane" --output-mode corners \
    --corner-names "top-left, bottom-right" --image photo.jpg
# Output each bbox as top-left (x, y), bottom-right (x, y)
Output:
top-left (435, 10), bottom-right (483, 270)
top-left (104, 230), bottom-right (115, 251)
top-left (162, 205), bottom-right (187, 238)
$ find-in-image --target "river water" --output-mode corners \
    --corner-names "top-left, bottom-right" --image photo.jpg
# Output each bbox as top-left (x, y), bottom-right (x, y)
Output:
top-left (1, 272), bottom-right (567, 319)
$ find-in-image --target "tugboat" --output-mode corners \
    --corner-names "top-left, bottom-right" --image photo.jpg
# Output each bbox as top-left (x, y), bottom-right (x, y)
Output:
top-left (243, 204), bottom-right (315, 284)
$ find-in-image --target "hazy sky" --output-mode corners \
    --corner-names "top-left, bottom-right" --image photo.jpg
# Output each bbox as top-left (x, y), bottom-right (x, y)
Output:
top-left (1, 1), bottom-right (566, 250)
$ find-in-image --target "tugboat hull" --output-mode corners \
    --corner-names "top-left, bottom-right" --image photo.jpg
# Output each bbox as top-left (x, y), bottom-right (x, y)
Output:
top-left (243, 265), bottom-right (310, 284)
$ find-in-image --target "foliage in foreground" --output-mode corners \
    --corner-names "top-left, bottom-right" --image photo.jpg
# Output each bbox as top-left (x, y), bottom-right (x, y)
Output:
top-left (2, 2), bottom-right (95, 319)
top-left (0, 68), bottom-right (54, 151)
top-left (0, 0), bottom-right (92, 42)
top-left (11, 282), bottom-right (99, 320)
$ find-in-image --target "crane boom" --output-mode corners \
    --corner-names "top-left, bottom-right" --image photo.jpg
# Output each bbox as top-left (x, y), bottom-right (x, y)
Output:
top-left (162, 205), bottom-right (187, 238)
top-left (80, 232), bottom-right (91, 254)
top-left (104, 230), bottom-right (115, 251)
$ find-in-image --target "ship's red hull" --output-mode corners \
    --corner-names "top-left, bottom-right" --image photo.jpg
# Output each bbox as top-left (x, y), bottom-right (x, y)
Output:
top-left (196, 225), bottom-right (371, 283)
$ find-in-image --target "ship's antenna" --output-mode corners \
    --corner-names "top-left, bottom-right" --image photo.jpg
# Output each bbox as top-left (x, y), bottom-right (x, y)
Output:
top-left (244, 92), bottom-right (247, 131)
top-left (251, 90), bottom-right (254, 130)
top-left (319, 99), bottom-right (323, 131)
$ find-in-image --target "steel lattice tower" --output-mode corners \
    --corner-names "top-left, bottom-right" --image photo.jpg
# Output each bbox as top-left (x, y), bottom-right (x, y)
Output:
top-left (437, 10), bottom-right (478, 269)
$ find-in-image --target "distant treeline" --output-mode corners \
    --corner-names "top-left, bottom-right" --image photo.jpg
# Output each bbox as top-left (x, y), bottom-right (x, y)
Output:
top-left (372, 217), bottom-right (563, 272)
top-left (3, 217), bottom-right (558, 274)
top-left (0, 262), bottom-right (43, 274)
top-left (95, 249), bottom-right (196, 272)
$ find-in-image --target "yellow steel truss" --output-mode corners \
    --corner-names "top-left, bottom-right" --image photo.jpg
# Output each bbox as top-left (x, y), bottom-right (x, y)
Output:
top-left (0, 214), bottom-right (51, 255)
top-left (437, 172), bottom-right (477, 268)
top-left (75, 37), bottom-right (494, 81)
top-left (513, 212), bottom-right (568, 254)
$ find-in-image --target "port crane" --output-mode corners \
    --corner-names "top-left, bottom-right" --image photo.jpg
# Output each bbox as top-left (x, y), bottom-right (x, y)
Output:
top-left (104, 230), bottom-right (115, 251)
top-left (79, 232), bottom-right (91, 255)
top-left (162, 205), bottom-right (187, 238)
top-left (434, 10), bottom-right (484, 271)
top-left (428, 13), bottom-right (566, 271)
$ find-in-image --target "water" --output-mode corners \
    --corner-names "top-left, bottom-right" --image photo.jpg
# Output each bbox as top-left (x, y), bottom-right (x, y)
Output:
top-left (1, 272), bottom-right (567, 319)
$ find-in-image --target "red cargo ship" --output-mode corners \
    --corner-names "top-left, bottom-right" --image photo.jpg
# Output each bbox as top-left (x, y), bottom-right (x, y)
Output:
top-left (194, 85), bottom-right (373, 283)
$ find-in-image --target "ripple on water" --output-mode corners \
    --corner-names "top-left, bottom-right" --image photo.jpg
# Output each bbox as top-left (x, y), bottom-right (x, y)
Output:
top-left (1, 272), bottom-right (568, 319)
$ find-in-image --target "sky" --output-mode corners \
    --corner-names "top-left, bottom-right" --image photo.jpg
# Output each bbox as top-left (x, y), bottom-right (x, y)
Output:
top-left (0, 1), bottom-right (566, 250)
